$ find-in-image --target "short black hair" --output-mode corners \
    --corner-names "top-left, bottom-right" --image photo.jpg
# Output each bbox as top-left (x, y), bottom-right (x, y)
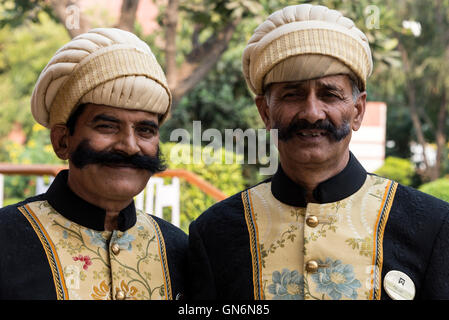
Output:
top-left (66, 103), bottom-right (88, 135)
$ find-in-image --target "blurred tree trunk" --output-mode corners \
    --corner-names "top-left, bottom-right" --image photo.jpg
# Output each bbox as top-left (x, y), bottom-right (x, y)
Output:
top-left (168, 17), bottom-right (241, 107)
top-left (393, 0), bottom-right (449, 182)
top-left (116, 0), bottom-right (140, 31)
top-left (397, 42), bottom-right (431, 178)
top-left (433, 0), bottom-right (449, 181)
top-left (48, 0), bottom-right (138, 36)
top-left (434, 88), bottom-right (447, 180)
top-left (47, 0), bottom-right (90, 37)
top-left (164, 0), bottom-right (179, 90)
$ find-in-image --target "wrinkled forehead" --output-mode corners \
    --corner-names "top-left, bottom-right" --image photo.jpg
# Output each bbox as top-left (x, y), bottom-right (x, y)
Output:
top-left (268, 74), bottom-right (353, 92)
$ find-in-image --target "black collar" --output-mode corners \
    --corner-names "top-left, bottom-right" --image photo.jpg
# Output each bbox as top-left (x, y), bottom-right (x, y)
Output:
top-left (271, 152), bottom-right (367, 207)
top-left (44, 170), bottom-right (137, 231)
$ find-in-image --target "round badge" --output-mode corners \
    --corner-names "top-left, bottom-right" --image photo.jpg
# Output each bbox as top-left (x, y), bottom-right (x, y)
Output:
top-left (383, 270), bottom-right (415, 300)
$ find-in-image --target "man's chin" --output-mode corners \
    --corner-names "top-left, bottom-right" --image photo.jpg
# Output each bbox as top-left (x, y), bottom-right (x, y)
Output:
top-left (79, 164), bottom-right (151, 190)
top-left (96, 180), bottom-right (148, 199)
top-left (280, 141), bottom-right (335, 161)
top-left (105, 187), bottom-right (145, 200)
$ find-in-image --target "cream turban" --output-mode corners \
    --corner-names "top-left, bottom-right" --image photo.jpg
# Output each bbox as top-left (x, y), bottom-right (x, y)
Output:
top-left (31, 28), bottom-right (171, 128)
top-left (242, 4), bottom-right (373, 95)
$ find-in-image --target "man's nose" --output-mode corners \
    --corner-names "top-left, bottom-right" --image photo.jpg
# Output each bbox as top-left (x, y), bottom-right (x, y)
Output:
top-left (299, 94), bottom-right (326, 124)
top-left (114, 129), bottom-right (140, 155)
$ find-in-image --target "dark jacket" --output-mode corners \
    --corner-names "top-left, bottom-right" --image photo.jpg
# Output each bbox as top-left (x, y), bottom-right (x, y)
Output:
top-left (0, 170), bottom-right (188, 300)
top-left (187, 154), bottom-right (449, 300)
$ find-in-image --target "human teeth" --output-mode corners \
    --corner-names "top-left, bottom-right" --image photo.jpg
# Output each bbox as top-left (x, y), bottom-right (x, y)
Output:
top-left (299, 132), bottom-right (322, 137)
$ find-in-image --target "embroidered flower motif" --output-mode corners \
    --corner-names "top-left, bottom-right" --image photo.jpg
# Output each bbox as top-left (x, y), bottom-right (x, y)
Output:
top-left (116, 280), bottom-right (138, 300)
top-left (310, 258), bottom-right (361, 300)
top-left (268, 269), bottom-right (304, 300)
top-left (73, 254), bottom-right (93, 270)
top-left (114, 232), bottom-right (136, 251)
top-left (91, 280), bottom-right (111, 300)
top-left (84, 229), bottom-right (108, 249)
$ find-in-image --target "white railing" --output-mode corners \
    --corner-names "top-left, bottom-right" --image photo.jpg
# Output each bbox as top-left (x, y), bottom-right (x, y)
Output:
top-left (135, 177), bottom-right (180, 226)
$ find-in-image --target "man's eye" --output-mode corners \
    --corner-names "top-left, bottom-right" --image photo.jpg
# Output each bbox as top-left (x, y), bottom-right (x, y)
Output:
top-left (95, 124), bottom-right (118, 132)
top-left (321, 91), bottom-right (342, 100)
top-left (282, 92), bottom-right (302, 99)
top-left (137, 126), bottom-right (156, 136)
top-left (96, 124), bottom-right (115, 129)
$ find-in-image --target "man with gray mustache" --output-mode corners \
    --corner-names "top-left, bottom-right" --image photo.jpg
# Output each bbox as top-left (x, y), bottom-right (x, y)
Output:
top-left (187, 4), bottom-right (449, 300)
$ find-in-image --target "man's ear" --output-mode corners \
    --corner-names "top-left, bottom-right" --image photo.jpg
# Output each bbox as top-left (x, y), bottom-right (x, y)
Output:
top-left (351, 91), bottom-right (367, 131)
top-left (50, 125), bottom-right (70, 160)
top-left (255, 95), bottom-right (271, 130)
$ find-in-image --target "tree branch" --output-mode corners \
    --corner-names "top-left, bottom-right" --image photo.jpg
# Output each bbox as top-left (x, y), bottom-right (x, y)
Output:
top-left (116, 0), bottom-right (140, 32)
top-left (434, 87), bottom-right (447, 180)
top-left (171, 17), bottom-right (241, 106)
top-left (48, 0), bottom-right (90, 38)
top-left (165, 0), bottom-right (179, 90)
top-left (397, 41), bottom-right (431, 174)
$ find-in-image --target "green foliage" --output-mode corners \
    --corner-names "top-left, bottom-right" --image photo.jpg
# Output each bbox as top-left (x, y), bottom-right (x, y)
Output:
top-left (0, 123), bottom-right (65, 200)
top-left (160, 142), bottom-right (246, 233)
top-left (180, 0), bottom-right (264, 30)
top-left (374, 156), bottom-right (415, 186)
top-left (0, 10), bottom-right (70, 137)
top-left (418, 178), bottom-right (449, 203)
top-left (0, 0), bottom-right (55, 29)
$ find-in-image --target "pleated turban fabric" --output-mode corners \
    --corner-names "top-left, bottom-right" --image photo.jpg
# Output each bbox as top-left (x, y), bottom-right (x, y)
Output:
top-left (31, 28), bottom-right (171, 128)
top-left (242, 4), bottom-right (373, 95)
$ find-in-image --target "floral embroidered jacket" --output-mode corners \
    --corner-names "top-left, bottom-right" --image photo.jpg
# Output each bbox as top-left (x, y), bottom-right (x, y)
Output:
top-left (0, 170), bottom-right (188, 300)
top-left (187, 153), bottom-right (449, 300)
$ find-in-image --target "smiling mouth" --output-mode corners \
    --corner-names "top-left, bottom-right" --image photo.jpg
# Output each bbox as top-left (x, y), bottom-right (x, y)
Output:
top-left (296, 130), bottom-right (328, 137)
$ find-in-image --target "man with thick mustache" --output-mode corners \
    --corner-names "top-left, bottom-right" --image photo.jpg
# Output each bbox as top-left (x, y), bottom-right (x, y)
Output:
top-left (0, 28), bottom-right (187, 300)
top-left (187, 4), bottom-right (449, 300)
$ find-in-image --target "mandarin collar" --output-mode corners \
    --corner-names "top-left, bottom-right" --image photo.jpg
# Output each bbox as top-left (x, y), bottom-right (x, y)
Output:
top-left (45, 170), bottom-right (137, 231)
top-left (271, 152), bottom-right (367, 207)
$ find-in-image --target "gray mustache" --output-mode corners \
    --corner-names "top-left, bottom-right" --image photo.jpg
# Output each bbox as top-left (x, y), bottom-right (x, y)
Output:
top-left (275, 118), bottom-right (351, 142)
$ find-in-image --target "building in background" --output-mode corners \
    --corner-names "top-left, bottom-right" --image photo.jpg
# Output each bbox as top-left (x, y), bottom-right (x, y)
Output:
top-left (350, 102), bottom-right (387, 172)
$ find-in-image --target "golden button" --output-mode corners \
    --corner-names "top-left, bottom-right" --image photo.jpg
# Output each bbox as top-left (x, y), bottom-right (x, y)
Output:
top-left (305, 260), bottom-right (319, 273)
top-left (306, 215), bottom-right (319, 228)
top-left (111, 243), bottom-right (120, 255)
top-left (116, 290), bottom-right (126, 300)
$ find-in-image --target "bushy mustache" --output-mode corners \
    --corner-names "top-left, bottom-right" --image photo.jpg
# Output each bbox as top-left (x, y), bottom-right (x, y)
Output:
top-left (70, 139), bottom-right (167, 173)
top-left (274, 118), bottom-right (351, 142)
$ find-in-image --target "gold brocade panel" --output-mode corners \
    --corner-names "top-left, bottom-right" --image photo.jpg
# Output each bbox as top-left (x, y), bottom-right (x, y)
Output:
top-left (18, 201), bottom-right (172, 300)
top-left (243, 175), bottom-right (397, 300)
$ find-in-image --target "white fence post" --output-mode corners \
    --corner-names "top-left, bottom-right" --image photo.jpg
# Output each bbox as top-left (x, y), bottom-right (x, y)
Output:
top-left (135, 177), bottom-right (181, 227)
top-left (36, 176), bottom-right (54, 195)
